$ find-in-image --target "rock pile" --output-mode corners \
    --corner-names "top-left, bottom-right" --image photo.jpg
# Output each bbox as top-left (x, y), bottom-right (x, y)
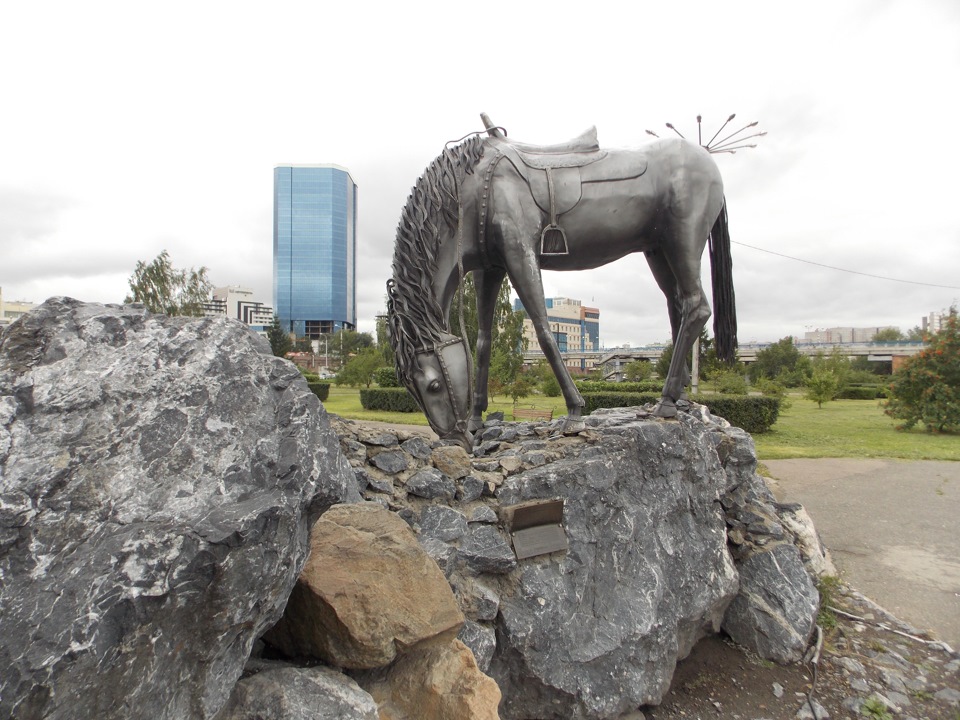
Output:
top-left (330, 403), bottom-right (826, 719)
top-left (1, 298), bottom-right (831, 720)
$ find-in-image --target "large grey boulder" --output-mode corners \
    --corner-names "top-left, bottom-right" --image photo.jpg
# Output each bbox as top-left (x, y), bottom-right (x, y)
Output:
top-left (715, 425), bottom-right (820, 662)
top-left (215, 663), bottom-right (379, 720)
top-left (491, 412), bottom-right (739, 720)
top-left (0, 298), bottom-right (359, 720)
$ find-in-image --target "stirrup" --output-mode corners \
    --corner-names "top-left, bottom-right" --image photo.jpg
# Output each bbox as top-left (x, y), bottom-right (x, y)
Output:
top-left (540, 224), bottom-right (569, 255)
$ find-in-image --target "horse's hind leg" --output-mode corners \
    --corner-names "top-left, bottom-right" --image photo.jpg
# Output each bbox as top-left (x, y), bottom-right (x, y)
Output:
top-left (645, 249), bottom-right (691, 391)
top-left (653, 231), bottom-right (711, 418)
top-left (468, 266), bottom-right (506, 433)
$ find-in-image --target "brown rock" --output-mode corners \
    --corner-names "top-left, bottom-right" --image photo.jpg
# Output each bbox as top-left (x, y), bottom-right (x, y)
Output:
top-left (360, 639), bottom-right (501, 720)
top-left (264, 504), bottom-right (463, 669)
top-left (431, 445), bottom-right (473, 480)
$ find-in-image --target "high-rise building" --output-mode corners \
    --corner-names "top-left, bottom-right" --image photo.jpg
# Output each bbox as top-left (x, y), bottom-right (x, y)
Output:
top-left (514, 297), bottom-right (600, 354)
top-left (273, 164), bottom-right (357, 339)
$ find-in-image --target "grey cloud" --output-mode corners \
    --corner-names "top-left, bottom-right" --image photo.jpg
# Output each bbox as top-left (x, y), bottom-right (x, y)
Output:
top-left (0, 188), bottom-right (72, 243)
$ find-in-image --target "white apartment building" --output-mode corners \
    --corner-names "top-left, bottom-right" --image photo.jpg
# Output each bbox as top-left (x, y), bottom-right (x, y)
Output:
top-left (0, 287), bottom-right (36, 330)
top-left (203, 287), bottom-right (274, 331)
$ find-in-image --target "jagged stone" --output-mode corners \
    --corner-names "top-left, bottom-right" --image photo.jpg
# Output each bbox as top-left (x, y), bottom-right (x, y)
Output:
top-left (455, 576), bottom-right (501, 621)
top-left (722, 543), bottom-right (819, 663)
top-left (263, 503), bottom-right (463, 669)
top-left (400, 436), bottom-right (432, 460)
top-left (490, 413), bottom-right (739, 720)
top-left (458, 620), bottom-right (497, 672)
top-left (405, 468), bottom-right (456, 500)
top-left (457, 475), bottom-right (485, 502)
top-left (0, 298), bottom-right (359, 720)
top-left (370, 449), bottom-right (409, 474)
top-left (469, 505), bottom-right (499, 524)
top-left (357, 429), bottom-right (399, 447)
top-left (419, 505), bottom-right (468, 542)
top-left (216, 664), bottom-right (379, 719)
top-left (357, 639), bottom-right (501, 720)
top-left (418, 535), bottom-right (458, 576)
top-left (431, 445), bottom-right (472, 480)
top-left (459, 525), bottom-right (517, 575)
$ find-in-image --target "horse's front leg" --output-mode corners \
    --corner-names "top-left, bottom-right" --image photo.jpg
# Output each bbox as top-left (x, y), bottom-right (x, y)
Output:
top-left (468, 268), bottom-right (506, 434)
top-left (508, 266), bottom-right (585, 436)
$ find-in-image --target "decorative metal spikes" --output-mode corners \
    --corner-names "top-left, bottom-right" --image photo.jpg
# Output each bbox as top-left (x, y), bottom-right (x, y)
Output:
top-left (645, 113), bottom-right (766, 154)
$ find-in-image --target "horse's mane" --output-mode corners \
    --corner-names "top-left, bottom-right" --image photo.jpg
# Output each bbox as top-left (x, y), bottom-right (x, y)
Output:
top-left (387, 135), bottom-right (485, 384)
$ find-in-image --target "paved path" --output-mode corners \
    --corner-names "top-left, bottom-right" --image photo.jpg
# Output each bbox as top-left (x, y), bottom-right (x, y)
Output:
top-left (765, 458), bottom-right (960, 649)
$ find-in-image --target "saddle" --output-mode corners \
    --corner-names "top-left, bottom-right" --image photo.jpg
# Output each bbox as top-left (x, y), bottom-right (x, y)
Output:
top-left (482, 114), bottom-right (647, 255)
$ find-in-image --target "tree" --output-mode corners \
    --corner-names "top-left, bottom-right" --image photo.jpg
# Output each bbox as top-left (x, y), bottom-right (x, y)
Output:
top-left (750, 336), bottom-right (800, 381)
top-left (330, 329), bottom-right (375, 361)
top-left (810, 348), bottom-right (851, 395)
top-left (451, 274), bottom-right (527, 393)
top-left (293, 337), bottom-right (314, 353)
top-left (805, 369), bottom-right (840, 408)
top-left (653, 329), bottom-right (717, 383)
top-left (906, 326), bottom-right (925, 342)
top-left (375, 311), bottom-right (395, 367)
top-left (125, 250), bottom-right (212, 316)
top-left (885, 309), bottom-right (960, 432)
top-left (625, 360), bottom-right (653, 382)
top-left (872, 328), bottom-right (904, 342)
top-left (655, 343), bottom-right (674, 380)
top-left (267, 315), bottom-right (292, 357)
top-left (335, 346), bottom-right (384, 388)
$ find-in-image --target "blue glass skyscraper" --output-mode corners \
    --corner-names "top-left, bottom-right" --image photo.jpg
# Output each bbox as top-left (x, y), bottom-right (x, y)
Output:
top-left (273, 165), bottom-right (357, 338)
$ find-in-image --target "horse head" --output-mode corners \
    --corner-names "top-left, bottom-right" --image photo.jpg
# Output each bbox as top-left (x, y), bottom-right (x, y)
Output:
top-left (407, 334), bottom-right (474, 450)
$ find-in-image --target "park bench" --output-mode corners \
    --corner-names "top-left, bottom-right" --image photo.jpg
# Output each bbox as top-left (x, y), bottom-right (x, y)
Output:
top-left (512, 406), bottom-right (554, 422)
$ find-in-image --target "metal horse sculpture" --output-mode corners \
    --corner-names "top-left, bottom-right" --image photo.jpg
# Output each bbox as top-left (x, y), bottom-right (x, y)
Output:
top-left (387, 114), bottom-right (736, 449)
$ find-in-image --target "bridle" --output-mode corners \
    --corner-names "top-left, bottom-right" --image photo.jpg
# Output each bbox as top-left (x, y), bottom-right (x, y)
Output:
top-left (415, 337), bottom-right (472, 438)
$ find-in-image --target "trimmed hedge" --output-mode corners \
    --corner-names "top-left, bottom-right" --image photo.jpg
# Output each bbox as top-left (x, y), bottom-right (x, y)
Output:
top-left (576, 380), bottom-right (663, 394)
top-left (307, 381), bottom-right (331, 402)
top-left (837, 384), bottom-right (885, 400)
top-left (360, 387), bottom-right (421, 413)
top-left (582, 392), bottom-right (781, 434)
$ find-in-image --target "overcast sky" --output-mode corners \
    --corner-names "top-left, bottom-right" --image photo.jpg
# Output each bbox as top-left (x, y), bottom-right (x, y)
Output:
top-left (2, 1), bottom-right (958, 347)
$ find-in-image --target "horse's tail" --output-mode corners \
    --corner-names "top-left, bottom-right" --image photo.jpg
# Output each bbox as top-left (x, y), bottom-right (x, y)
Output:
top-left (709, 198), bottom-right (738, 364)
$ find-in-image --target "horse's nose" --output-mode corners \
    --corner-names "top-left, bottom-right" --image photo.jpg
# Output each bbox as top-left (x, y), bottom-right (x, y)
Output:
top-left (443, 428), bottom-right (474, 452)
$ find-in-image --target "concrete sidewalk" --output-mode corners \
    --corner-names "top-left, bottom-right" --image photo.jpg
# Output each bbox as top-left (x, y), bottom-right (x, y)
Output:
top-left (765, 458), bottom-right (960, 649)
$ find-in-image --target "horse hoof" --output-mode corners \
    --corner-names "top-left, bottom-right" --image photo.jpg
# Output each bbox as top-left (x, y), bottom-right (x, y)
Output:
top-left (467, 416), bottom-right (483, 434)
top-left (652, 401), bottom-right (678, 418)
top-left (560, 418), bottom-right (586, 435)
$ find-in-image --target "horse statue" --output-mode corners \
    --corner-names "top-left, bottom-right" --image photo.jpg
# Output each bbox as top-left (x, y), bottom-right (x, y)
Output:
top-left (387, 113), bottom-right (736, 449)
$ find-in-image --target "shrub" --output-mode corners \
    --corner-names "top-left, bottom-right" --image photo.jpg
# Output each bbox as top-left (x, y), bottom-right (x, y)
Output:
top-left (373, 366), bottom-right (400, 387)
top-left (307, 381), bottom-right (331, 402)
top-left (582, 392), bottom-right (781, 433)
top-left (712, 369), bottom-right (748, 395)
top-left (360, 387), bottom-right (421, 412)
top-left (540, 375), bottom-right (562, 397)
top-left (885, 310), bottom-right (960, 432)
top-left (755, 377), bottom-right (791, 411)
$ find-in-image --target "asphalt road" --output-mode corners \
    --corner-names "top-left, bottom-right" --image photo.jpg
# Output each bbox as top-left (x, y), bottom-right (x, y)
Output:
top-left (765, 458), bottom-right (960, 649)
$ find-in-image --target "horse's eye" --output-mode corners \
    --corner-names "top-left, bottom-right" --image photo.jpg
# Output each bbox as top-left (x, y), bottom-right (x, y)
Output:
top-left (428, 379), bottom-right (441, 393)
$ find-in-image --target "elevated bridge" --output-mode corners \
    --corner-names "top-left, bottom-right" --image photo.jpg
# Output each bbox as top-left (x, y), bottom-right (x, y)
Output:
top-left (523, 341), bottom-right (926, 378)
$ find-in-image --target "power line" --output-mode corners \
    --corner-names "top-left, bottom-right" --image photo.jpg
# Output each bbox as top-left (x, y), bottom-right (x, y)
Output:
top-left (731, 241), bottom-right (960, 290)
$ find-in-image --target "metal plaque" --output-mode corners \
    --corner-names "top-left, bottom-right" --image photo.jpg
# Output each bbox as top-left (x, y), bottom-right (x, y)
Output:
top-left (502, 499), bottom-right (567, 560)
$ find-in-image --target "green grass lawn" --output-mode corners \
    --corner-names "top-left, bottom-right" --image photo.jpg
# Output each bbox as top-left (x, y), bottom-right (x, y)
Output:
top-left (322, 386), bottom-right (959, 462)
top-left (322, 386), bottom-right (568, 425)
top-left (751, 396), bottom-right (960, 461)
